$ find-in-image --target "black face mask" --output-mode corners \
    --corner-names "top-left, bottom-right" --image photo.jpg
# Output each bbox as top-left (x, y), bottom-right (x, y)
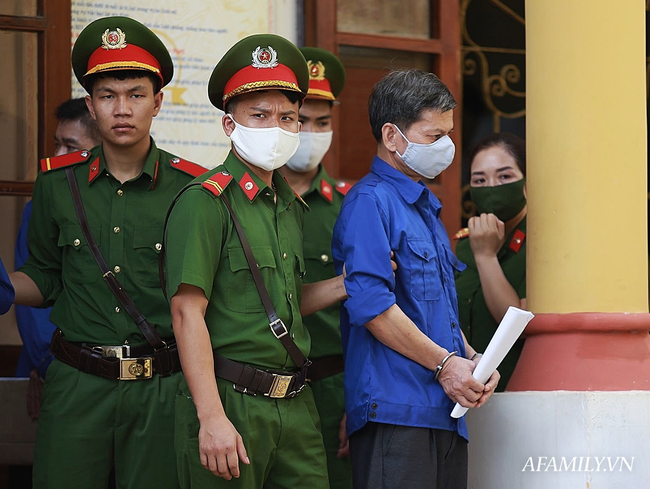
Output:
top-left (470, 178), bottom-right (526, 221)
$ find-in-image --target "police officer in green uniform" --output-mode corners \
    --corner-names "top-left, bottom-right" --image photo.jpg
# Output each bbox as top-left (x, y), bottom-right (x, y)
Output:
top-left (164, 34), bottom-right (347, 489)
top-left (279, 47), bottom-right (352, 489)
top-left (7, 16), bottom-right (205, 488)
top-left (454, 132), bottom-right (527, 391)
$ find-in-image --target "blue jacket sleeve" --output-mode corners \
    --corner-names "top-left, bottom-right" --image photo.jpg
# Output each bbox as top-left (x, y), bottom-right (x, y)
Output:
top-left (0, 256), bottom-right (15, 315)
top-left (334, 191), bottom-right (396, 326)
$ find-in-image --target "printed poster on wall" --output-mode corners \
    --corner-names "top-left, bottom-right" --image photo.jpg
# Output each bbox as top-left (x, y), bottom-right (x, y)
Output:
top-left (71, 1), bottom-right (298, 168)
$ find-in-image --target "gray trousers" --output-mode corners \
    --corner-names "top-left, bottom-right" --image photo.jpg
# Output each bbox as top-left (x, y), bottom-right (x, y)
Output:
top-left (349, 422), bottom-right (468, 489)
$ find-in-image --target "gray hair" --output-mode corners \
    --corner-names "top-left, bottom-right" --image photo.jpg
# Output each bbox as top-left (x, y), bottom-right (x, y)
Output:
top-left (368, 69), bottom-right (456, 142)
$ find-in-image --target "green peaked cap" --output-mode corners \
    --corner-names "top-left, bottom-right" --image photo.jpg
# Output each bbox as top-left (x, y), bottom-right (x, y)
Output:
top-left (208, 34), bottom-right (309, 111)
top-left (72, 16), bottom-right (173, 90)
top-left (299, 47), bottom-right (346, 101)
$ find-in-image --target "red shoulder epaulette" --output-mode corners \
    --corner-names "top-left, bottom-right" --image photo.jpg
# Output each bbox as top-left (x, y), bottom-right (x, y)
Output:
top-left (334, 181), bottom-right (352, 196)
top-left (508, 229), bottom-right (526, 253)
top-left (201, 170), bottom-right (233, 197)
top-left (40, 150), bottom-right (91, 173)
top-left (453, 227), bottom-right (470, 240)
top-left (169, 156), bottom-right (207, 178)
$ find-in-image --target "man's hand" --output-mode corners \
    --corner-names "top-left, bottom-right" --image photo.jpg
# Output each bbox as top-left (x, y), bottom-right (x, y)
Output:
top-left (476, 369), bottom-right (500, 408)
top-left (337, 414), bottom-right (350, 459)
top-left (199, 415), bottom-right (250, 480)
top-left (436, 356), bottom-right (487, 408)
top-left (468, 213), bottom-right (505, 258)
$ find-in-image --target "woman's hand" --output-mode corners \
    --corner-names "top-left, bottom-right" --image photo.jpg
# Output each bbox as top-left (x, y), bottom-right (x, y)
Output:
top-left (468, 213), bottom-right (505, 258)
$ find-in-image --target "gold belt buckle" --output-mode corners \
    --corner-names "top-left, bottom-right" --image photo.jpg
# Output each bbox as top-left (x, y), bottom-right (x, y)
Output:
top-left (119, 357), bottom-right (153, 380)
top-left (267, 374), bottom-right (292, 398)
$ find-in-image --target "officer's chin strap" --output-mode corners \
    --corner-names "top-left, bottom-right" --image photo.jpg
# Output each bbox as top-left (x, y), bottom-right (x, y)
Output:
top-left (219, 192), bottom-right (311, 374)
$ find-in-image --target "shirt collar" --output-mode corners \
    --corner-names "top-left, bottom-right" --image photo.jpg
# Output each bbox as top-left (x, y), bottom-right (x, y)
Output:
top-left (303, 165), bottom-right (335, 204)
top-left (370, 156), bottom-right (440, 211)
top-left (88, 138), bottom-right (160, 188)
top-left (222, 151), bottom-right (300, 207)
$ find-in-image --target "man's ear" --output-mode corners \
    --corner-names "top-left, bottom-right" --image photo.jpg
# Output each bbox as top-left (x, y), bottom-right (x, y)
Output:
top-left (85, 95), bottom-right (97, 121)
top-left (382, 123), bottom-right (399, 152)
top-left (152, 91), bottom-right (164, 117)
top-left (222, 113), bottom-right (235, 137)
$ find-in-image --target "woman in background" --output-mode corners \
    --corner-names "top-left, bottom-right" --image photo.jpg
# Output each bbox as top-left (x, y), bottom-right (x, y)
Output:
top-left (455, 133), bottom-right (527, 391)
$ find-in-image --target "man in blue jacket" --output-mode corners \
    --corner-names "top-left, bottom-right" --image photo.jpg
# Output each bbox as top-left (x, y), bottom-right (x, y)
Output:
top-left (332, 69), bottom-right (500, 489)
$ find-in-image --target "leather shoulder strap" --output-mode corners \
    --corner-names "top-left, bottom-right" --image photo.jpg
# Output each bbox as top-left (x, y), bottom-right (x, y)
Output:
top-left (64, 167), bottom-right (166, 350)
top-left (219, 193), bottom-right (310, 370)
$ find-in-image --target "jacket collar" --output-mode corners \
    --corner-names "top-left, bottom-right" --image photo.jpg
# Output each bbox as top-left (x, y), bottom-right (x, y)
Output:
top-left (88, 138), bottom-right (160, 188)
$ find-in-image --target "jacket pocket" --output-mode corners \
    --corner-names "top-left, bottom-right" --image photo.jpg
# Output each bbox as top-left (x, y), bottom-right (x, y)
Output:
top-left (132, 227), bottom-right (163, 287)
top-left (226, 246), bottom-right (277, 313)
top-left (406, 238), bottom-right (441, 301)
top-left (58, 224), bottom-right (101, 284)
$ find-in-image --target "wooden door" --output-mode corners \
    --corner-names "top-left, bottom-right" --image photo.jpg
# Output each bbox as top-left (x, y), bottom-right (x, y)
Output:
top-left (303, 0), bottom-right (462, 236)
top-left (0, 0), bottom-right (71, 369)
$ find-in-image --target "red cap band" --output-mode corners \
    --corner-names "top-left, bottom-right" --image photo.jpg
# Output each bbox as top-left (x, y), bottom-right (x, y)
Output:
top-left (86, 43), bottom-right (163, 83)
top-left (307, 78), bottom-right (335, 100)
top-left (222, 63), bottom-right (301, 103)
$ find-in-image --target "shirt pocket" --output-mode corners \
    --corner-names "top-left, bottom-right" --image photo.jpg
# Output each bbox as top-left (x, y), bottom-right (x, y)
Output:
top-left (303, 239), bottom-right (332, 281)
top-left (406, 238), bottom-right (441, 301)
top-left (226, 246), bottom-right (277, 313)
top-left (58, 224), bottom-right (102, 284)
top-left (132, 227), bottom-right (163, 288)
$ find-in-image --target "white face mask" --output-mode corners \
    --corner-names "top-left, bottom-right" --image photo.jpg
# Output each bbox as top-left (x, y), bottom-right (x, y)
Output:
top-left (285, 131), bottom-right (333, 172)
top-left (394, 125), bottom-right (455, 179)
top-left (227, 114), bottom-right (300, 171)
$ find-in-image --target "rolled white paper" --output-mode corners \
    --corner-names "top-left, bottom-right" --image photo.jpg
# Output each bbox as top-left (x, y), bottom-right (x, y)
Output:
top-left (450, 306), bottom-right (535, 418)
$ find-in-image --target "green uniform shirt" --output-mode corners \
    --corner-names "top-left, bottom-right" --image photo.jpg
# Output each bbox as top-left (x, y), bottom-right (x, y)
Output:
top-left (301, 165), bottom-right (348, 359)
top-left (455, 216), bottom-right (527, 390)
top-left (20, 140), bottom-right (198, 345)
top-left (164, 151), bottom-right (309, 369)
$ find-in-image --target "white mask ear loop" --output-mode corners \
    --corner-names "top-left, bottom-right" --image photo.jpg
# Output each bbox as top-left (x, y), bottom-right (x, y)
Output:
top-left (393, 124), bottom-right (411, 157)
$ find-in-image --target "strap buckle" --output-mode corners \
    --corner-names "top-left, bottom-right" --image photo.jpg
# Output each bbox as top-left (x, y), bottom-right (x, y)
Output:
top-left (119, 357), bottom-right (153, 380)
top-left (285, 382), bottom-right (307, 399)
top-left (94, 345), bottom-right (131, 359)
top-left (233, 383), bottom-right (256, 396)
top-left (269, 319), bottom-right (288, 339)
top-left (153, 339), bottom-right (169, 353)
top-left (266, 373), bottom-right (293, 398)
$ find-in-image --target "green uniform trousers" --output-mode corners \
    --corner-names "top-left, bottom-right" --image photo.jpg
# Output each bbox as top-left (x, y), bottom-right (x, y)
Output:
top-left (309, 373), bottom-right (352, 489)
top-left (175, 377), bottom-right (329, 489)
top-left (33, 360), bottom-right (181, 489)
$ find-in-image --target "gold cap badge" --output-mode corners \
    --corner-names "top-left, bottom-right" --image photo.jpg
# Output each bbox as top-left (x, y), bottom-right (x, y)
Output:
top-left (252, 46), bottom-right (278, 69)
top-left (101, 28), bottom-right (127, 50)
top-left (307, 60), bottom-right (326, 81)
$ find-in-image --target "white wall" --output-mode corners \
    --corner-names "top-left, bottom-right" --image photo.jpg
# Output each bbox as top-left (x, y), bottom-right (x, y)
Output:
top-left (466, 391), bottom-right (650, 488)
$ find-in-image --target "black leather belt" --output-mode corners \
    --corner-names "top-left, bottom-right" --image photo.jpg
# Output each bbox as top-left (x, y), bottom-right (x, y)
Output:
top-left (306, 354), bottom-right (344, 382)
top-left (213, 354), bottom-right (307, 399)
top-left (51, 328), bottom-right (181, 380)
